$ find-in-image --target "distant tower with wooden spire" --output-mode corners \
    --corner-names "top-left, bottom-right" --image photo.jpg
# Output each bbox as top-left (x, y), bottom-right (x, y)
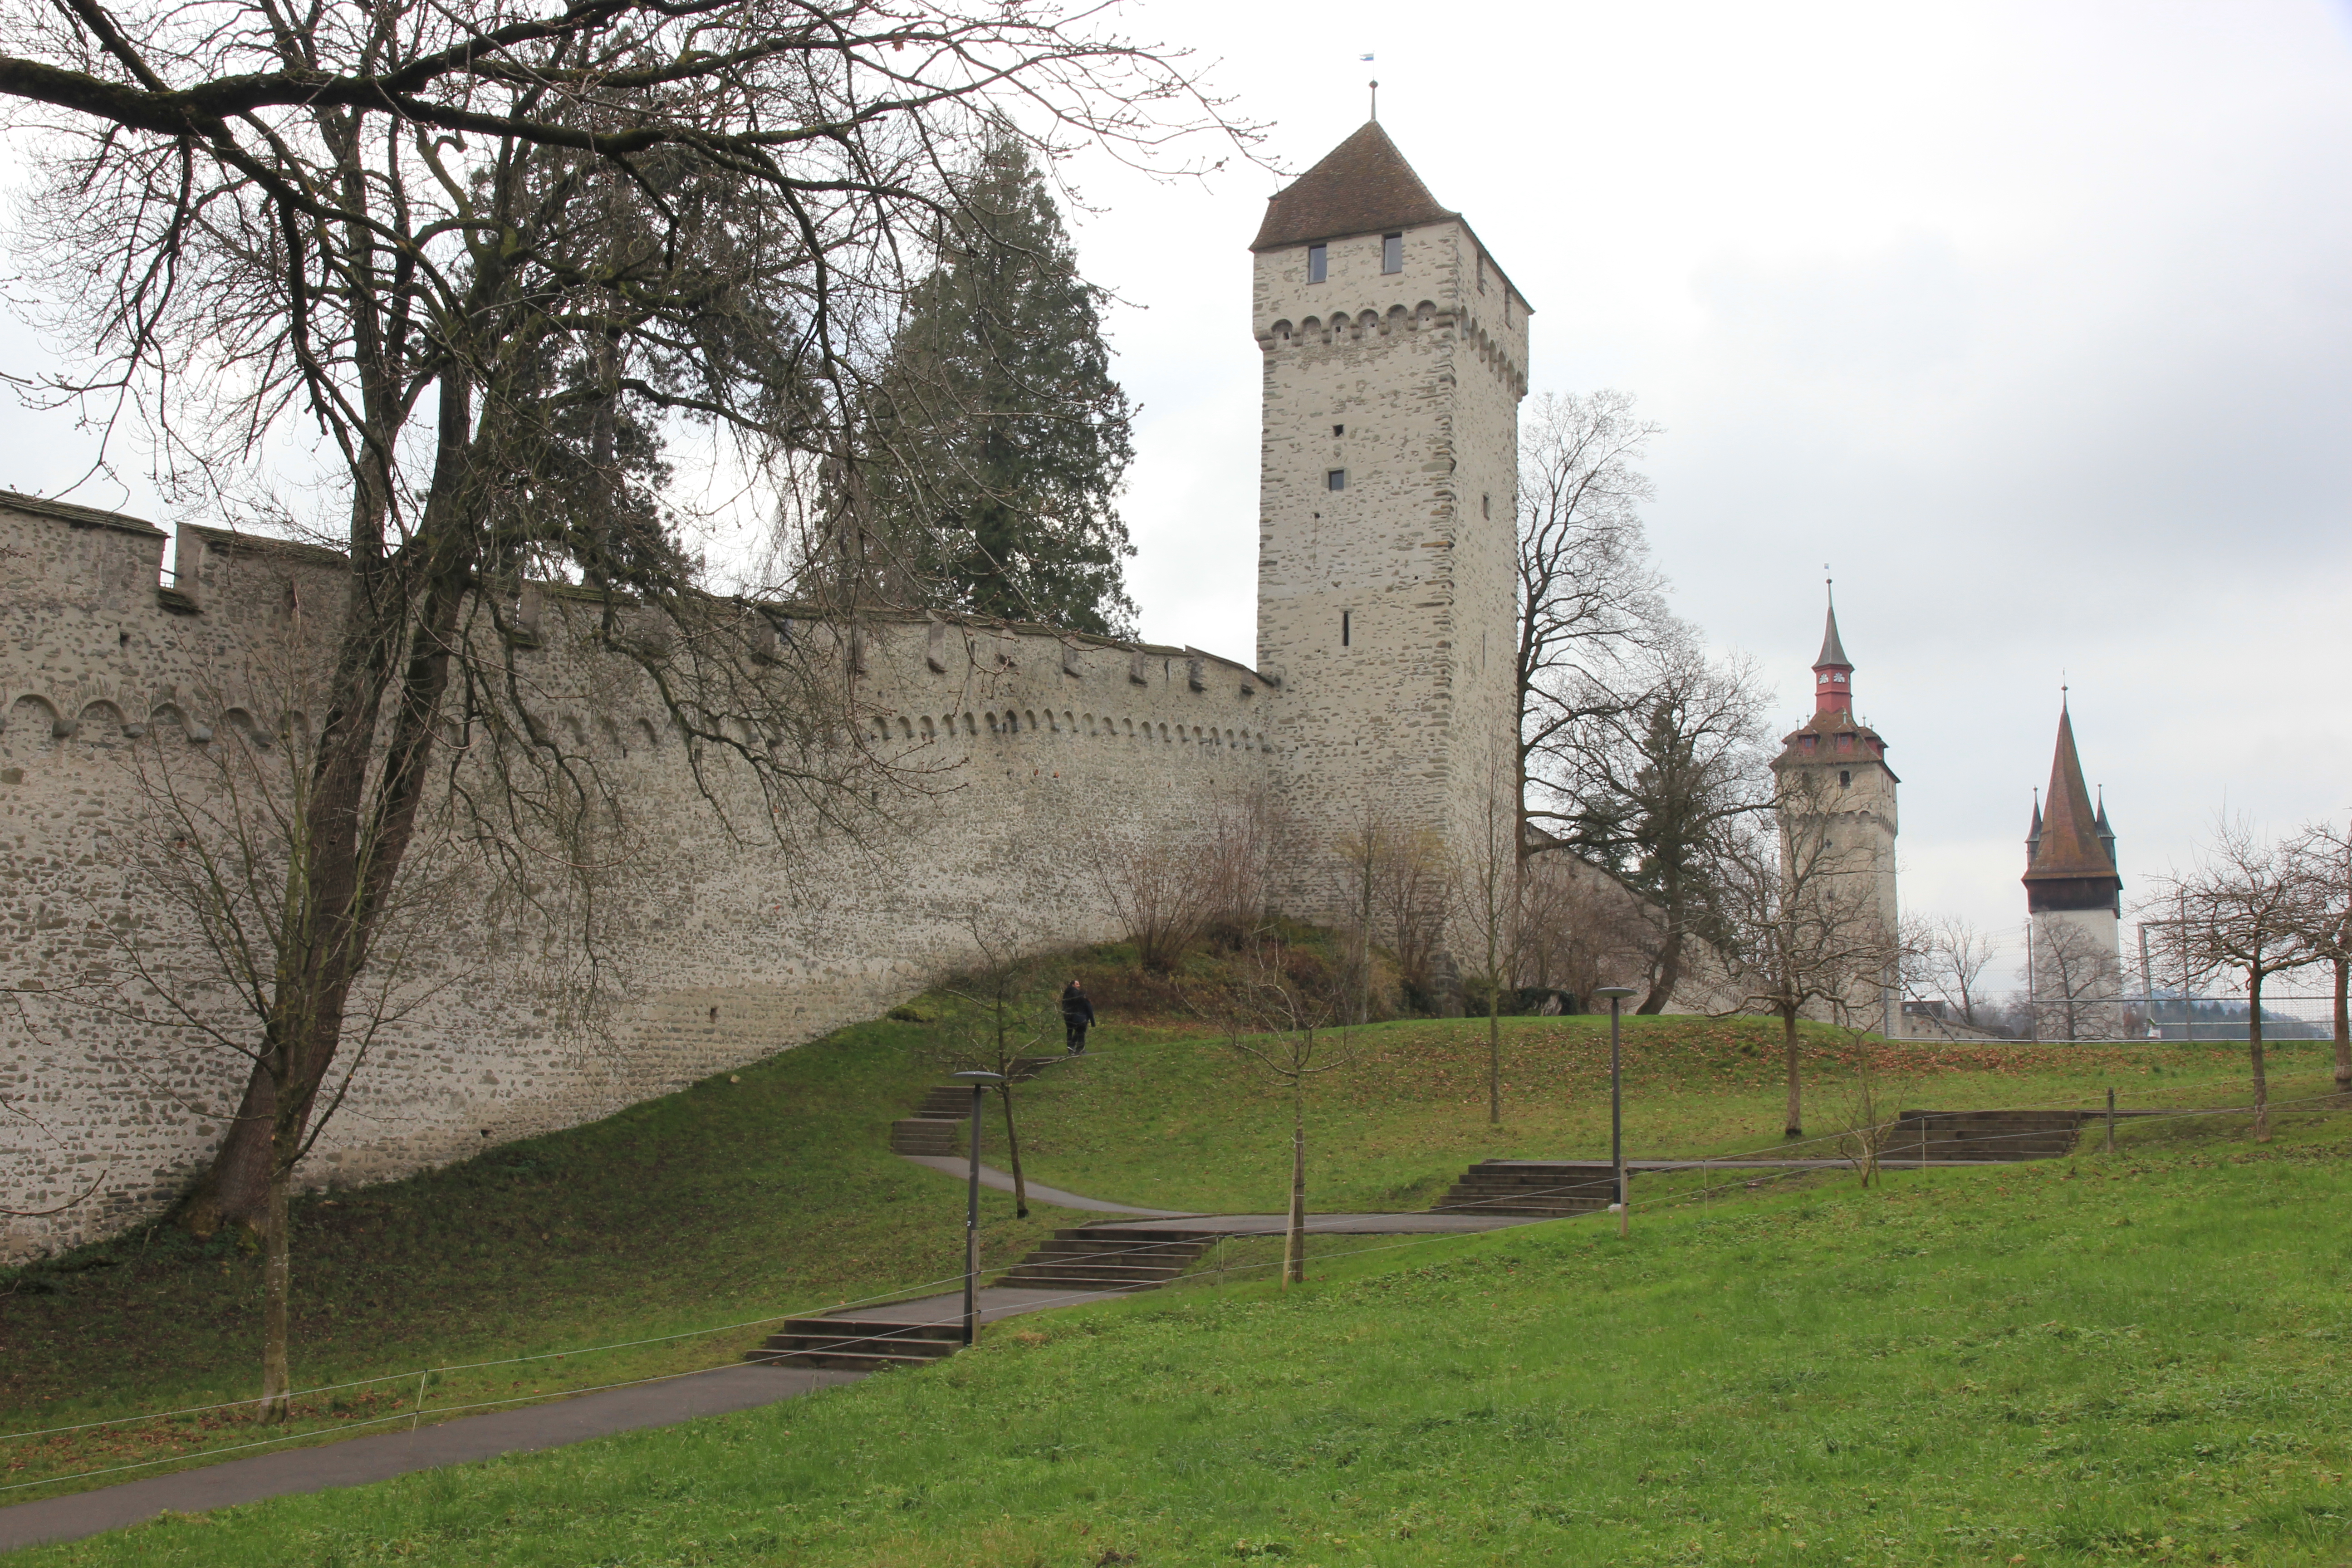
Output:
top-left (1770, 587), bottom-right (1901, 1035)
top-left (2023, 698), bottom-right (2125, 1039)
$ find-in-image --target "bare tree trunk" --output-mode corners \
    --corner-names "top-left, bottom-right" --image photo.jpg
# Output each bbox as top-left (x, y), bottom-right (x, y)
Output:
top-left (260, 1129), bottom-right (293, 1422)
top-left (1487, 990), bottom-right (1502, 1126)
top-left (2334, 956), bottom-right (2350, 1098)
top-left (177, 375), bottom-right (477, 1233)
top-left (1284, 1088), bottom-right (1306, 1287)
top-left (997, 1084), bottom-right (1029, 1220)
top-left (1637, 926), bottom-right (1684, 1015)
top-left (2248, 972), bottom-right (2270, 1142)
top-left (1783, 1009), bottom-right (1803, 1139)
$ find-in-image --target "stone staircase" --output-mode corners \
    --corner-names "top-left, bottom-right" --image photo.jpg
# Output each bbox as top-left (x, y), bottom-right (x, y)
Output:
top-left (1430, 1108), bottom-right (2095, 1219)
top-left (887, 1057), bottom-right (1062, 1156)
top-left (1880, 1108), bottom-right (2089, 1163)
top-left (746, 1225), bottom-right (1219, 1371)
top-left (746, 1316), bottom-right (965, 1372)
top-left (1431, 1161), bottom-right (1621, 1218)
top-left (992, 1225), bottom-right (1221, 1295)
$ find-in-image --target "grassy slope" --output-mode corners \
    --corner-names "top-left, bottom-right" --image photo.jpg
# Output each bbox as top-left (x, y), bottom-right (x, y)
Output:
top-left (0, 1018), bottom-right (1058, 1493)
top-left (20, 1108), bottom-right (2352, 1566)
top-left (996, 1009), bottom-right (2331, 1215)
top-left (5, 946), bottom-right (2341, 1519)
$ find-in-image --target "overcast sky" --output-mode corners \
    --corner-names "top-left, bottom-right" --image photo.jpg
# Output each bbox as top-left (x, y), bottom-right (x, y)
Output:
top-left (5, 1), bottom-right (2349, 985)
top-left (1075, 0), bottom-right (2352, 978)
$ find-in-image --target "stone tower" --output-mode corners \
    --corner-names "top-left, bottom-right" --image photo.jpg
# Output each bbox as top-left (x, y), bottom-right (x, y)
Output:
top-left (2023, 701), bottom-right (2124, 1039)
top-left (1769, 594), bottom-right (1901, 1033)
top-left (1251, 123), bottom-right (1529, 916)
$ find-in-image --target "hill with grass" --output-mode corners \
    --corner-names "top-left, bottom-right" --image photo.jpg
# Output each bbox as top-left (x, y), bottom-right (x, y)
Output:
top-left (6, 941), bottom-right (2347, 1562)
top-left (15, 1107), bottom-right (2352, 1565)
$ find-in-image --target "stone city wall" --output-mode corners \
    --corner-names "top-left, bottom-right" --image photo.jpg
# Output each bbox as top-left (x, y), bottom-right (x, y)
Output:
top-left (0, 494), bottom-right (1277, 1259)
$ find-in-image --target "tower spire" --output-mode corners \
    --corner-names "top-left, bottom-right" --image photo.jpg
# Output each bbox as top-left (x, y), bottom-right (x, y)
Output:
top-left (1812, 576), bottom-right (1854, 715)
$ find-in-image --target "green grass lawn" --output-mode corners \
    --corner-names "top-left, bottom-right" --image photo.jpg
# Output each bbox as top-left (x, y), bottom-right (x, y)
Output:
top-left (0, 1017), bottom-right (1058, 1496)
top-left (993, 1009), bottom-right (2337, 1216)
top-left (4, 946), bottom-right (2340, 1530)
top-left (16, 1103), bottom-right (2351, 1565)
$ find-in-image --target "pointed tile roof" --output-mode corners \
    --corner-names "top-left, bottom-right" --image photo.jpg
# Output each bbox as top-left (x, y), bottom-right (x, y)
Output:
top-left (1250, 122), bottom-right (1459, 251)
top-left (1815, 604), bottom-right (1851, 668)
top-left (2024, 707), bottom-right (2117, 882)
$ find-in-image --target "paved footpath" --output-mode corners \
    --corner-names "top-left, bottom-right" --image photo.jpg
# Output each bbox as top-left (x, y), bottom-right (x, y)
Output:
top-left (1, 1169), bottom-right (1541, 1553)
top-left (0, 1364), bottom-right (857, 1554)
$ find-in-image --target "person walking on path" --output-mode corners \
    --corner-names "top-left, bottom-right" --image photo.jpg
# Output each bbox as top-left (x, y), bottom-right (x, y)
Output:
top-left (1061, 979), bottom-right (1096, 1054)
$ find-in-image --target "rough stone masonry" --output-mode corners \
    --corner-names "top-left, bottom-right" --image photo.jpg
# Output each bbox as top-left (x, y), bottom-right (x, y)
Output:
top-left (0, 121), bottom-right (1524, 1259)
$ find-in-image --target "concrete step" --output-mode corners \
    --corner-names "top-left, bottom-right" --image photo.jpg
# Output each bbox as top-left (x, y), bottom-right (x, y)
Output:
top-left (889, 1118), bottom-right (962, 1155)
top-left (1026, 1238), bottom-right (1206, 1261)
top-left (1002, 1260), bottom-right (1195, 1279)
top-left (1434, 1161), bottom-right (1620, 1215)
top-left (746, 1317), bottom-right (962, 1371)
top-left (746, 1346), bottom-right (946, 1372)
top-left (988, 1228), bottom-right (1218, 1300)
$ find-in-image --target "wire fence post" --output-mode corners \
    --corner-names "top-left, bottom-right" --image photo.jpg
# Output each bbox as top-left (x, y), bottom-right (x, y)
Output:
top-left (2106, 1087), bottom-right (2117, 1155)
top-left (410, 1370), bottom-right (429, 1431)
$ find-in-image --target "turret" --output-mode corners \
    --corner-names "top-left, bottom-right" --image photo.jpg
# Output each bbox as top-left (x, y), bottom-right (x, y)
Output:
top-left (1771, 589), bottom-right (1900, 1034)
top-left (1813, 595), bottom-right (1855, 715)
top-left (2021, 700), bottom-right (2121, 916)
top-left (2022, 696), bottom-right (2126, 1039)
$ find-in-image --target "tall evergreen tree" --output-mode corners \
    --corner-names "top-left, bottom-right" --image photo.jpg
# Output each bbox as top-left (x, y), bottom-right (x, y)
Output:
top-left (863, 131), bottom-right (1138, 636)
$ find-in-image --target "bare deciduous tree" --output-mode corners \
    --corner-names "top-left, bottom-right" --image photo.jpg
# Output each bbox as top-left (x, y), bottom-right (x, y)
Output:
top-left (1087, 785), bottom-right (1273, 973)
top-left (1, 0), bottom-right (1252, 1240)
top-left (1514, 390), bottom-right (1668, 851)
top-left (83, 679), bottom-right (470, 1418)
top-left (1453, 743), bottom-right (1523, 1124)
top-left (1830, 1032), bottom-right (1912, 1187)
top-left (2161, 818), bottom-right (2320, 1142)
top-left (1191, 935), bottom-right (1349, 1286)
top-left (1715, 780), bottom-right (1903, 1140)
top-left (1907, 914), bottom-right (2004, 1035)
top-left (933, 916), bottom-right (1057, 1219)
top-left (2286, 819), bottom-right (2352, 1097)
top-left (2028, 918), bottom-right (2127, 1043)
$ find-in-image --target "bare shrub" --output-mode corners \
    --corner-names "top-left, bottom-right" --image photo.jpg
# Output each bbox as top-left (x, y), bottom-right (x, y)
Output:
top-left (1189, 933), bottom-right (1350, 1286)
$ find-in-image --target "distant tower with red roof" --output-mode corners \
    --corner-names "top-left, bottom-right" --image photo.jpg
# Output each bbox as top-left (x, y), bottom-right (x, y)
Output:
top-left (2023, 698), bottom-right (2125, 1039)
top-left (1770, 587), bottom-right (1901, 1034)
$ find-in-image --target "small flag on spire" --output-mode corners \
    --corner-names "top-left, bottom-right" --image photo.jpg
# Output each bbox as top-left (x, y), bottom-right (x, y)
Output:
top-left (1359, 53), bottom-right (1375, 61)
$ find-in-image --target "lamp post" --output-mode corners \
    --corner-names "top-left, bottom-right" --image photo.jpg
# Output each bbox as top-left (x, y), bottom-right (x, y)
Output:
top-left (1595, 987), bottom-right (1638, 1238)
top-left (949, 1070), bottom-right (1005, 1346)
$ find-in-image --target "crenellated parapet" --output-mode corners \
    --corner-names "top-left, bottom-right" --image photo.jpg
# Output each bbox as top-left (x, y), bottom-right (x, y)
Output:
top-left (0, 493), bottom-right (1277, 776)
top-left (1258, 298), bottom-right (1527, 397)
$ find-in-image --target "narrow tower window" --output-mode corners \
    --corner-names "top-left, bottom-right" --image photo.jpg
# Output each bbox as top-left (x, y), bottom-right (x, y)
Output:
top-left (1326, 469), bottom-right (1347, 492)
top-left (1332, 423), bottom-right (1345, 437)
top-left (1840, 770), bottom-right (1852, 788)
top-left (1307, 244), bottom-right (1328, 284)
top-left (1341, 610), bottom-right (1352, 647)
top-left (1382, 233), bottom-right (1403, 274)
top-left (1481, 493), bottom-right (1491, 519)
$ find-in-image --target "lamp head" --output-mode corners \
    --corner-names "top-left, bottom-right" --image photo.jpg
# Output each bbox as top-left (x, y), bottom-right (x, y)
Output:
top-left (1594, 986), bottom-right (1638, 1001)
top-left (949, 1070), bottom-right (1006, 1083)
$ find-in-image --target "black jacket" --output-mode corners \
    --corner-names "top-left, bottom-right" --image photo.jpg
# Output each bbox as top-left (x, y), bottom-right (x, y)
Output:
top-left (1060, 987), bottom-right (1095, 1026)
